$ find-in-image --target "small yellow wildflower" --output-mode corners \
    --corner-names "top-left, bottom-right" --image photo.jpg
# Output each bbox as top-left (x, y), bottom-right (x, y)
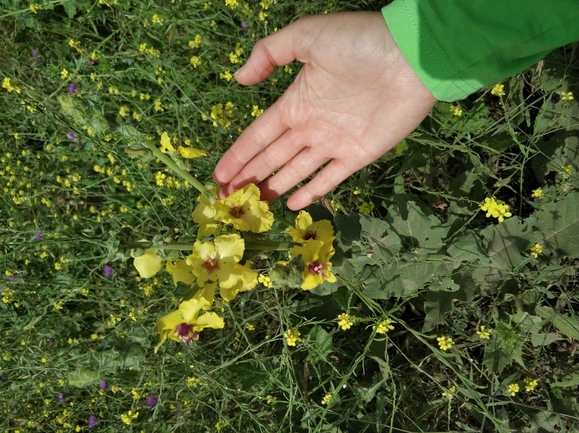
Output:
top-left (258, 274), bottom-right (273, 288)
top-left (251, 105), bottom-right (264, 117)
top-left (375, 318), bottom-right (394, 334)
top-left (118, 106), bottom-right (130, 117)
top-left (560, 165), bottom-right (573, 177)
top-left (531, 188), bottom-right (544, 199)
top-left (225, 0), bottom-right (239, 8)
top-left (188, 35), bottom-right (202, 49)
top-left (480, 197), bottom-right (512, 223)
top-left (529, 243), bottom-right (543, 259)
top-left (2, 77), bottom-right (22, 93)
top-left (321, 393), bottom-right (332, 405)
top-left (337, 313), bottom-right (356, 331)
top-left (441, 385), bottom-right (456, 400)
top-left (283, 329), bottom-right (300, 346)
top-left (353, 187), bottom-right (362, 195)
top-left (245, 323), bottom-right (255, 331)
top-left (524, 377), bottom-right (538, 392)
top-left (60, 69), bottom-right (69, 80)
top-left (154, 99), bottom-right (164, 112)
top-left (450, 105), bottom-right (463, 116)
top-left (220, 71), bottom-right (233, 81)
top-left (561, 91), bottom-right (574, 101)
top-left (189, 56), bottom-right (201, 68)
top-left (491, 83), bottom-right (505, 96)
top-left (359, 201), bottom-right (374, 215)
top-left (151, 14), bottom-right (163, 24)
top-left (476, 326), bottom-right (492, 340)
top-left (437, 335), bottom-right (453, 351)
top-left (30, 3), bottom-right (42, 12)
top-left (506, 383), bottom-right (519, 396)
top-left (120, 410), bottom-right (139, 425)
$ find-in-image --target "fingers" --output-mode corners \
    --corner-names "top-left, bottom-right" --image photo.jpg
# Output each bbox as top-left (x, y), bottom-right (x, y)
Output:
top-left (234, 19), bottom-right (307, 86)
top-left (217, 128), bottom-right (303, 197)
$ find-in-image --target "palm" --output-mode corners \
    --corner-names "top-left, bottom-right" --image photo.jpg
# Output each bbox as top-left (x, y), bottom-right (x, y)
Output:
top-left (214, 12), bottom-right (436, 210)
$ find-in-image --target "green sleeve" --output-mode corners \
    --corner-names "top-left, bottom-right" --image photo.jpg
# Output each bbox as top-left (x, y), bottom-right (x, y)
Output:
top-left (382, 0), bottom-right (579, 101)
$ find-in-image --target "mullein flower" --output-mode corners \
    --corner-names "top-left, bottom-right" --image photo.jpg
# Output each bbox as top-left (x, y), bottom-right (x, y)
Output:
top-left (292, 240), bottom-right (337, 290)
top-left (155, 297), bottom-right (224, 352)
top-left (288, 210), bottom-right (335, 245)
top-left (213, 183), bottom-right (274, 233)
top-left (133, 248), bottom-right (164, 278)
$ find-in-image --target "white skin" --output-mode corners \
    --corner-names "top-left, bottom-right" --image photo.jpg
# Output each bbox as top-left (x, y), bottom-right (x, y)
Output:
top-left (213, 12), bottom-right (437, 210)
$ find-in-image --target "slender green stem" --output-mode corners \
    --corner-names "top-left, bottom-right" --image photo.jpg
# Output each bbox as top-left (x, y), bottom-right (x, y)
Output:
top-left (243, 239), bottom-right (301, 251)
top-left (126, 241), bottom-right (193, 251)
top-left (140, 140), bottom-right (215, 198)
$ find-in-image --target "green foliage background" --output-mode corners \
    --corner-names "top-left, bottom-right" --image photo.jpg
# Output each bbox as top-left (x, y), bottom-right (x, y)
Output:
top-left (1, 0), bottom-right (579, 432)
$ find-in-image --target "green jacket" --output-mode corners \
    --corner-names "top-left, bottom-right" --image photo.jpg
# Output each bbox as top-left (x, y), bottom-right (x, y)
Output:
top-left (382, 0), bottom-right (579, 101)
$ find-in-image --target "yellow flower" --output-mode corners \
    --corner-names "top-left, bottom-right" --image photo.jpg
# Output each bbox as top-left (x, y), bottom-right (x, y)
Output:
top-left (531, 188), bottom-right (544, 199)
top-left (258, 274), bottom-right (273, 288)
top-left (29, 3), bottom-right (42, 12)
top-left (120, 410), bottom-right (139, 425)
top-left (476, 325), bottom-right (492, 340)
top-left (292, 240), bottom-right (337, 290)
top-left (118, 106), bottom-right (130, 117)
top-left (506, 383), bottom-right (519, 396)
top-left (353, 187), bottom-right (362, 195)
top-left (188, 35), bottom-right (202, 49)
top-left (159, 131), bottom-right (176, 153)
top-left (2, 77), bottom-right (21, 93)
top-left (359, 201), bottom-right (374, 215)
top-left (491, 83), bottom-right (505, 96)
top-left (178, 146), bottom-right (207, 160)
top-left (337, 313), bottom-right (356, 331)
top-left (441, 385), bottom-right (456, 400)
top-left (524, 377), bottom-right (538, 392)
top-left (283, 329), bottom-right (300, 346)
top-left (437, 336), bottom-right (453, 351)
top-left (213, 183), bottom-right (274, 233)
top-left (450, 105), bottom-right (463, 116)
top-left (189, 56), bottom-right (201, 68)
top-left (60, 69), bottom-right (69, 80)
top-left (220, 71), bottom-right (233, 81)
top-left (186, 234), bottom-right (258, 301)
top-left (165, 259), bottom-right (196, 286)
top-left (133, 248), bottom-right (164, 278)
top-left (192, 193), bottom-right (222, 236)
top-left (155, 297), bottom-right (224, 352)
top-left (321, 393), bottom-right (332, 405)
top-left (288, 210), bottom-right (335, 245)
top-left (529, 243), bottom-right (542, 259)
top-left (561, 91), bottom-right (574, 101)
top-left (480, 197), bottom-right (512, 223)
top-left (375, 318), bottom-right (394, 334)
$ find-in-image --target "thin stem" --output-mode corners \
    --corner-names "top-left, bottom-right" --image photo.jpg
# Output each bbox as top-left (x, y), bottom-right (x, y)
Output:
top-left (140, 140), bottom-right (214, 198)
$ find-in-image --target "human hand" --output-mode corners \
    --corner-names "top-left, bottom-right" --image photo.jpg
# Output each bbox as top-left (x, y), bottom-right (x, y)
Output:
top-left (213, 12), bottom-right (437, 210)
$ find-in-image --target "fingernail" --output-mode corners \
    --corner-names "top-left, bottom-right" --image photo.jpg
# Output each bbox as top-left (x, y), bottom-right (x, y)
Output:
top-left (234, 67), bottom-right (241, 75)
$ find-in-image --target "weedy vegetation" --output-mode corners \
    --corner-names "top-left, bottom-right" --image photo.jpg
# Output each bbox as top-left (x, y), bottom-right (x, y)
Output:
top-left (1, 1), bottom-right (579, 432)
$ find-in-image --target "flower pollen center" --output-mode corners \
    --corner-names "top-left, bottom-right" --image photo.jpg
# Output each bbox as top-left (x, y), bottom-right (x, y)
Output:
top-left (308, 260), bottom-right (329, 276)
top-left (175, 323), bottom-right (199, 344)
top-left (202, 258), bottom-right (220, 273)
top-left (229, 206), bottom-right (245, 218)
top-left (304, 230), bottom-right (317, 240)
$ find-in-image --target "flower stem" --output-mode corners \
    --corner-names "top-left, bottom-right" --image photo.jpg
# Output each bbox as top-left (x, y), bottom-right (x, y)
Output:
top-left (140, 140), bottom-right (214, 198)
top-left (243, 239), bottom-right (301, 251)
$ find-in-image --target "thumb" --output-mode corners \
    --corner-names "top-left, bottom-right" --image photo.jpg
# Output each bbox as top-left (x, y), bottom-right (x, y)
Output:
top-left (234, 20), bottom-right (307, 86)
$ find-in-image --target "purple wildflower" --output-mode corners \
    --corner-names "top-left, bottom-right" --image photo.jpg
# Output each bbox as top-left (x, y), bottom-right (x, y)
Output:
top-left (48, 338), bottom-right (55, 345)
top-left (146, 395), bottom-right (157, 406)
top-left (58, 393), bottom-right (65, 402)
top-left (240, 21), bottom-right (249, 29)
top-left (34, 232), bottom-right (42, 241)
top-left (32, 49), bottom-right (39, 57)
top-left (68, 82), bottom-right (77, 94)
top-left (88, 59), bottom-right (95, 66)
top-left (103, 265), bottom-right (113, 278)
top-left (66, 132), bottom-right (78, 141)
top-left (100, 380), bottom-right (107, 391)
top-left (8, 275), bottom-right (15, 281)
top-left (88, 415), bottom-right (97, 427)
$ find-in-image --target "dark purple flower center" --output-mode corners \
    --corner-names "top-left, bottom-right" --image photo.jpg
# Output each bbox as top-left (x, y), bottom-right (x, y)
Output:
top-left (175, 323), bottom-right (199, 344)
top-left (202, 258), bottom-right (219, 273)
top-left (229, 206), bottom-right (245, 218)
top-left (304, 230), bottom-right (317, 240)
top-left (308, 260), bottom-right (329, 276)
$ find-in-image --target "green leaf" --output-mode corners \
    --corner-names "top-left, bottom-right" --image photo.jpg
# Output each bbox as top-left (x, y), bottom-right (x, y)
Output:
top-left (530, 332), bottom-right (563, 347)
top-left (535, 305), bottom-right (579, 339)
top-left (359, 215), bottom-right (401, 264)
top-left (550, 374), bottom-right (579, 388)
top-left (533, 192), bottom-right (579, 259)
top-left (480, 216), bottom-right (534, 271)
top-left (68, 369), bottom-right (100, 388)
top-left (306, 325), bottom-right (333, 363)
top-left (447, 231), bottom-right (490, 265)
top-left (483, 321), bottom-right (525, 374)
top-left (385, 199), bottom-right (447, 254)
top-left (335, 212), bottom-right (361, 249)
top-left (423, 279), bottom-right (468, 331)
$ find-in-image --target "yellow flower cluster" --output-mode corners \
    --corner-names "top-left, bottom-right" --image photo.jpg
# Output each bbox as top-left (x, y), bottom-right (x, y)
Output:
top-left (450, 104), bottom-right (463, 116)
top-left (524, 377), bottom-right (538, 392)
top-left (2, 77), bottom-right (22, 93)
top-left (283, 329), bottom-right (300, 346)
top-left (491, 83), bottom-right (505, 96)
top-left (337, 313), bottom-right (356, 331)
top-left (506, 383), bottom-right (519, 396)
top-left (437, 335), bottom-right (453, 351)
top-left (375, 318), bottom-right (394, 334)
top-left (531, 188), bottom-right (544, 199)
top-left (476, 325), bottom-right (492, 340)
top-left (207, 102), bottom-right (235, 127)
top-left (480, 197), bottom-right (512, 223)
top-left (441, 385), bottom-right (456, 400)
top-left (321, 393), bottom-right (332, 405)
top-left (529, 243), bottom-right (542, 258)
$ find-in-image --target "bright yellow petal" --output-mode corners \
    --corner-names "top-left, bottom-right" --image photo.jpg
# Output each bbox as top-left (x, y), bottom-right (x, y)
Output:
top-left (179, 298), bottom-right (210, 323)
top-left (296, 210), bottom-right (313, 232)
top-left (193, 312), bottom-right (224, 330)
top-left (160, 131), bottom-right (176, 153)
top-left (166, 260), bottom-right (195, 286)
top-left (178, 147), bottom-right (207, 159)
top-left (214, 234), bottom-right (244, 262)
top-left (193, 283), bottom-right (216, 308)
top-left (133, 249), bottom-right (164, 278)
top-left (156, 310), bottom-right (183, 334)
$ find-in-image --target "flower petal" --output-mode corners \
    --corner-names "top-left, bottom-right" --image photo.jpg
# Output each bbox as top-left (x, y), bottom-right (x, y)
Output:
top-left (133, 249), bottom-right (164, 278)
